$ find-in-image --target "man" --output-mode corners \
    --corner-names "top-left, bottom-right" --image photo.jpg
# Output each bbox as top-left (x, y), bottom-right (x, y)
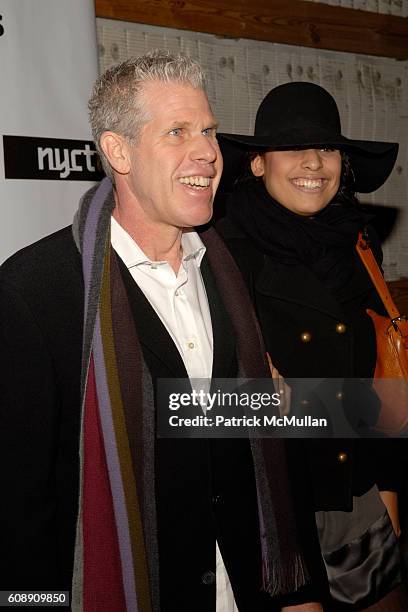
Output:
top-left (0, 51), bottom-right (323, 611)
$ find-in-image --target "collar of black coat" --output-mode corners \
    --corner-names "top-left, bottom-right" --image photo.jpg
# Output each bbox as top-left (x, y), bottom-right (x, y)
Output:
top-left (217, 216), bottom-right (374, 319)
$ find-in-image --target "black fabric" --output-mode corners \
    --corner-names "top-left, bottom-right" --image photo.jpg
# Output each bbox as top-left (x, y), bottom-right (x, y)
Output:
top-left (227, 179), bottom-right (371, 295)
top-left (216, 216), bottom-right (405, 508)
top-left (0, 228), bottom-right (83, 591)
top-left (216, 207), bottom-right (407, 610)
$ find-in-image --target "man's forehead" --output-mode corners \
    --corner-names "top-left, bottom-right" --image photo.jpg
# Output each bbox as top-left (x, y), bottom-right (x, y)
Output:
top-left (142, 78), bottom-right (204, 96)
top-left (141, 80), bottom-right (215, 119)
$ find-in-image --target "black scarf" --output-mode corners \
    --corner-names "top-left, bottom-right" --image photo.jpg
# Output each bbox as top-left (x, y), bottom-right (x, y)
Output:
top-left (227, 179), bottom-right (371, 295)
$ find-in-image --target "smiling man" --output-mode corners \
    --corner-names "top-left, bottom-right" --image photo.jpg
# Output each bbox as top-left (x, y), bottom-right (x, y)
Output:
top-left (0, 52), bottom-right (323, 611)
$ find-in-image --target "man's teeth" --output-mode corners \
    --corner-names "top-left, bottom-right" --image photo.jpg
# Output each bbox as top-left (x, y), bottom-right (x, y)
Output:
top-left (179, 176), bottom-right (210, 187)
top-left (292, 178), bottom-right (325, 189)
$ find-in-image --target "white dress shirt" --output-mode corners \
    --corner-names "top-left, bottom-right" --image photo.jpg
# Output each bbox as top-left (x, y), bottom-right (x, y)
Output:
top-left (110, 217), bottom-right (238, 612)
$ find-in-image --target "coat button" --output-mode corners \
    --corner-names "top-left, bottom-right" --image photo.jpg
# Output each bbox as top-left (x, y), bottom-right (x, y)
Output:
top-left (337, 451), bottom-right (348, 463)
top-left (300, 331), bottom-right (312, 343)
top-left (335, 322), bottom-right (347, 334)
top-left (336, 391), bottom-right (344, 400)
top-left (300, 399), bottom-right (310, 408)
top-left (201, 570), bottom-right (216, 585)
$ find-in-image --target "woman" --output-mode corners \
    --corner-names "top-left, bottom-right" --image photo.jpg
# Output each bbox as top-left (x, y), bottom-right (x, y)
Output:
top-left (216, 82), bottom-right (406, 611)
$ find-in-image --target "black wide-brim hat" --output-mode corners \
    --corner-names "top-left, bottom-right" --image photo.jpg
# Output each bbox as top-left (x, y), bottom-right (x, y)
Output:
top-left (218, 82), bottom-right (398, 193)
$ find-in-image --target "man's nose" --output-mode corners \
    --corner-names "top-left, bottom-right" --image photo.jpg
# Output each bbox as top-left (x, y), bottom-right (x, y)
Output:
top-left (190, 134), bottom-right (218, 163)
top-left (301, 149), bottom-right (323, 170)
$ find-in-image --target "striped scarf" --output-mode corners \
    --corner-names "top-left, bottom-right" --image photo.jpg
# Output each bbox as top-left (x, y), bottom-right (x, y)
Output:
top-left (70, 177), bottom-right (309, 611)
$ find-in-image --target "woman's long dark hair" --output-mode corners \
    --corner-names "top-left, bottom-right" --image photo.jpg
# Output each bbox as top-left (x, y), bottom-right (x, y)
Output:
top-left (337, 152), bottom-right (359, 206)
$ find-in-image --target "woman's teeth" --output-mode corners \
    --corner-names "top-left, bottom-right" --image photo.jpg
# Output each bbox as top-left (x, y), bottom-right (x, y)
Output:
top-left (291, 178), bottom-right (325, 190)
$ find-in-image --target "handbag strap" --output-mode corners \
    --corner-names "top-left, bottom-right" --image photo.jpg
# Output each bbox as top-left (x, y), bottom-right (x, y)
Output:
top-left (356, 231), bottom-right (401, 320)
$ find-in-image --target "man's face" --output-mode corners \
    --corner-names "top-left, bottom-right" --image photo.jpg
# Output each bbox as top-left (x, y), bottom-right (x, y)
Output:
top-left (125, 80), bottom-right (222, 230)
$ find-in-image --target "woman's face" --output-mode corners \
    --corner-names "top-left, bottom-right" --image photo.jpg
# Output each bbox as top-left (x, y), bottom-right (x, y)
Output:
top-left (251, 148), bottom-right (342, 216)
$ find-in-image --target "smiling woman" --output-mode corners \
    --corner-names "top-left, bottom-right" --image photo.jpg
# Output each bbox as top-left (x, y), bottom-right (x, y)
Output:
top-left (216, 82), bottom-right (407, 611)
top-left (251, 147), bottom-right (342, 216)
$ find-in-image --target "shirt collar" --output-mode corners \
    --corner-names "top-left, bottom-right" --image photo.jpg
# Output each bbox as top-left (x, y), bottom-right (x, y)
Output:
top-left (110, 216), bottom-right (206, 269)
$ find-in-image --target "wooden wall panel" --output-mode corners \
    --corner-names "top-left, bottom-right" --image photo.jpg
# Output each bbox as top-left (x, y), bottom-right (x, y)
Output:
top-left (95, 0), bottom-right (408, 60)
top-left (389, 280), bottom-right (408, 315)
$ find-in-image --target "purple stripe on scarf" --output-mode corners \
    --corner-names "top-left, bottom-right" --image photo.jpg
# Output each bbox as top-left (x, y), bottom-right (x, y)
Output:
top-left (93, 312), bottom-right (139, 612)
top-left (82, 177), bottom-right (112, 314)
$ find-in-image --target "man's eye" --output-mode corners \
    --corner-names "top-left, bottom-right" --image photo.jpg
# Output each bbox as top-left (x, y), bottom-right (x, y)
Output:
top-left (202, 127), bottom-right (216, 137)
top-left (320, 147), bottom-right (336, 152)
top-left (169, 128), bottom-right (182, 136)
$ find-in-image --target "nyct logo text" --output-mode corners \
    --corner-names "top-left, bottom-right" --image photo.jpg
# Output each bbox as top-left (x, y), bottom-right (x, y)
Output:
top-left (38, 144), bottom-right (97, 179)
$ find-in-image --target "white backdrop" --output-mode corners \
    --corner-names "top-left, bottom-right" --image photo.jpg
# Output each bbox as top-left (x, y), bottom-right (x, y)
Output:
top-left (96, 18), bottom-right (408, 280)
top-left (0, 0), bottom-right (99, 263)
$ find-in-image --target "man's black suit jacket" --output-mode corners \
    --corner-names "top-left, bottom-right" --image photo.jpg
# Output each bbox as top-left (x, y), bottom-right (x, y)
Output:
top-left (0, 226), bottom-right (325, 611)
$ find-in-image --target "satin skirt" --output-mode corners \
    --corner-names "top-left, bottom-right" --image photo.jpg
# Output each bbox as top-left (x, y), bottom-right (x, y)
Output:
top-left (316, 486), bottom-right (404, 610)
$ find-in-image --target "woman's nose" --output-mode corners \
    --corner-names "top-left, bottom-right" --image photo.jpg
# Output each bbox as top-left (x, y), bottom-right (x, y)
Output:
top-left (301, 149), bottom-right (323, 170)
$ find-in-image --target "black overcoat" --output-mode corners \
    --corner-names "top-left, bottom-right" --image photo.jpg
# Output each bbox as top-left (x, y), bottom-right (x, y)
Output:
top-left (0, 225), bottom-right (326, 610)
top-left (217, 216), bottom-right (404, 511)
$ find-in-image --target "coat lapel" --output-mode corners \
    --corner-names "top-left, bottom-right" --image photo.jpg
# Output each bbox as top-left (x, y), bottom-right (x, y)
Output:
top-left (115, 251), bottom-right (237, 380)
top-left (115, 254), bottom-right (187, 378)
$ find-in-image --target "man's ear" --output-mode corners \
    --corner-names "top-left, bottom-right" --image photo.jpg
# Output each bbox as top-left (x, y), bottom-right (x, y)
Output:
top-left (99, 131), bottom-right (131, 175)
top-left (250, 154), bottom-right (265, 178)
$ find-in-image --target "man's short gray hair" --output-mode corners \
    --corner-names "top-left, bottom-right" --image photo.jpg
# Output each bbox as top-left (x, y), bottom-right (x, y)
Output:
top-left (88, 49), bottom-right (206, 180)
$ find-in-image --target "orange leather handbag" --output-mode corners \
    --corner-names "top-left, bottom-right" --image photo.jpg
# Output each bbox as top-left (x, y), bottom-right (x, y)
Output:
top-left (356, 232), bottom-right (408, 436)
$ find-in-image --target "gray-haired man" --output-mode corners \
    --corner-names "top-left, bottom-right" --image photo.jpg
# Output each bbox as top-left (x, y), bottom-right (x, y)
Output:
top-left (0, 51), bottom-right (323, 611)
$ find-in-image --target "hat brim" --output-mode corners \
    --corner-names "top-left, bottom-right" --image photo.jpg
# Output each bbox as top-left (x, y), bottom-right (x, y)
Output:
top-left (218, 133), bottom-right (398, 193)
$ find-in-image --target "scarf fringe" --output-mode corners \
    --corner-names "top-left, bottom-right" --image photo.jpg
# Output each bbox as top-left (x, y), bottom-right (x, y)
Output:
top-left (262, 552), bottom-right (310, 596)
